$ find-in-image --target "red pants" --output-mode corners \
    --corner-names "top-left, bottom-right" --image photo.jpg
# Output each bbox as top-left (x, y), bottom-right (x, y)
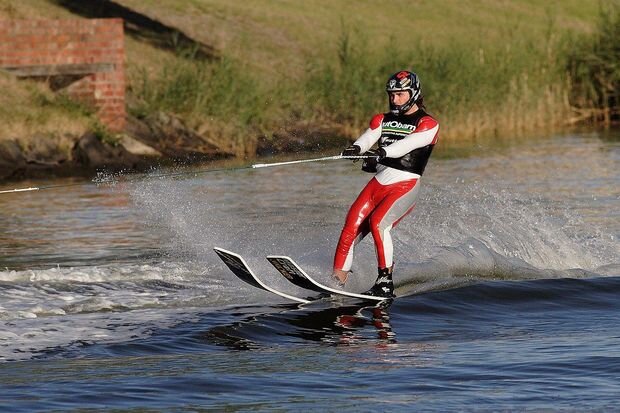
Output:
top-left (333, 177), bottom-right (419, 271)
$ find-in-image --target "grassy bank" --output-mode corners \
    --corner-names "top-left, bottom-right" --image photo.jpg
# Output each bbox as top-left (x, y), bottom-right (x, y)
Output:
top-left (128, 0), bottom-right (616, 153)
top-left (1, 0), bottom-right (617, 159)
top-left (0, 71), bottom-right (91, 145)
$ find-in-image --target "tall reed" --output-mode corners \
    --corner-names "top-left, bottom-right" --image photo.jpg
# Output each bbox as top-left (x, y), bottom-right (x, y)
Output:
top-left (566, 3), bottom-right (620, 125)
top-left (302, 21), bottom-right (572, 146)
top-left (129, 7), bottom-right (617, 155)
top-left (131, 55), bottom-right (269, 126)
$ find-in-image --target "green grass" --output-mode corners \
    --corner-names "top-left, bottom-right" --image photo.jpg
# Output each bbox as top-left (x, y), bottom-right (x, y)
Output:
top-left (304, 17), bottom-right (580, 140)
top-left (131, 54), bottom-right (268, 126)
top-left (118, 0), bottom-right (600, 78)
top-left (123, 0), bottom-right (617, 152)
top-left (0, 71), bottom-right (93, 141)
top-left (1, 0), bottom-right (617, 159)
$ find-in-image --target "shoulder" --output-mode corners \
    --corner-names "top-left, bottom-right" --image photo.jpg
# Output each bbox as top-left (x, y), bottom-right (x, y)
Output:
top-left (416, 112), bottom-right (438, 132)
top-left (369, 113), bottom-right (385, 130)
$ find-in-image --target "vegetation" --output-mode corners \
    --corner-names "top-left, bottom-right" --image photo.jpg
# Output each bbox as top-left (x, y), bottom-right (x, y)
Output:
top-left (131, 54), bottom-right (269, 128)
top-left (1, 0), bottom-right (618, 158)
top-left (302, 24), bottom-right (569, 145)
top-left (126, 0), bottom-right (618, 153)
top-left (566, 2), bottom-right (620, 124)
top-left (0, 71), bottom-right (91, 140)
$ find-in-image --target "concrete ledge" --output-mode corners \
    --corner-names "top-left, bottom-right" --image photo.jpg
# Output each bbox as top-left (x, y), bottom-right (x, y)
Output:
top-left (1, 63), bottom-right (115, 77)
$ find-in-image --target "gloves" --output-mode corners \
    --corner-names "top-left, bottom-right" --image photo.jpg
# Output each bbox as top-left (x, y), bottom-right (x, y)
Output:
top-left (341, 144), bottom-right (361, 157)
top-left (361, 148), bottom-right (386, 173)
top-left (361, 157), bottom-right (377, 173)
top-left (365, 147), bottom-right (386, 160)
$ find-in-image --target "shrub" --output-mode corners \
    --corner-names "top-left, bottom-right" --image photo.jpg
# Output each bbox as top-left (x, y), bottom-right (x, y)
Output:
top-left (566, 3), bottom-right (620, 124)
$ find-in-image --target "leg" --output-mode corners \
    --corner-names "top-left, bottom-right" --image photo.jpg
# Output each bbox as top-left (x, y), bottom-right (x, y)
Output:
top-left (368, 179), bottom-right (420, 269)
top-left (333, 220), bottom-right (370, 283)
top-left (363, 180), bottom-right (420, 298)
top-left (333, 178), bottom-right (382, 276)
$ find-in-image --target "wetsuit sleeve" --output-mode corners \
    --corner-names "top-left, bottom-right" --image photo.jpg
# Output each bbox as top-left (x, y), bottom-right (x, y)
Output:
top-left (383, 116), bottom-right (439, 158)
top-left (353, 114), bottom-right (383, 153)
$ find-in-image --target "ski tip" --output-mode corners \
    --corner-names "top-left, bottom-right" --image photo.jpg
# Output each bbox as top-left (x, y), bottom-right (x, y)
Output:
top-left (214, 246), bottom-right (237, 256)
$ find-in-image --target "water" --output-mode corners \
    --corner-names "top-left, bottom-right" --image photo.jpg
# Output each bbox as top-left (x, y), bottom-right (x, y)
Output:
top-left (0, 131), bottom-right (618, 411)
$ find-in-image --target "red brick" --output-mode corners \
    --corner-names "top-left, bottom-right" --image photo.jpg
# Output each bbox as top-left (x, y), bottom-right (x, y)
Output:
top-left (1, 18), bottom-right (126, 131)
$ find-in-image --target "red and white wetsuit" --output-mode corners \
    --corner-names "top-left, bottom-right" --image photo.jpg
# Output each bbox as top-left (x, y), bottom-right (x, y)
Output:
top-left (333, 108), bottom-right (439, 272)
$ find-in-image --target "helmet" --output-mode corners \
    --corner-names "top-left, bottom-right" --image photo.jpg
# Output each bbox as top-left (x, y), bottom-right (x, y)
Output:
top-left (385, 71), bottom-right (421, 115)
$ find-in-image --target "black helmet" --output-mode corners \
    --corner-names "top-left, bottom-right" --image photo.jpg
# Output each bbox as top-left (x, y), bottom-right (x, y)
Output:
top-left (385, 71), bottom-right (421, 115)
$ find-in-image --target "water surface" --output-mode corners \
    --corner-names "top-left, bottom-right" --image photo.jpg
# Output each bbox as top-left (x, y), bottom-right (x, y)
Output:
top-left (0, 131), bottom-right (618, 411)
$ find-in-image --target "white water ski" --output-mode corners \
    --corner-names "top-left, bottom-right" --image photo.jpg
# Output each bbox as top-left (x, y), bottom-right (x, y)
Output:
top-left (266, 255), bottom-right (388, 302)
top-left (213, 247), bottom-right (310, 304)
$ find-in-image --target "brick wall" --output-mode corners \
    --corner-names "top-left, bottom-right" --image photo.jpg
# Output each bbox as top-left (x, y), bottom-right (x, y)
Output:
top-left (0, 18), bottom-right (126, 131)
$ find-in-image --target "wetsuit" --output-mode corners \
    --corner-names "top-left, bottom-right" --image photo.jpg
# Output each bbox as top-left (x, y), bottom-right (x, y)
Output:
top-left (333, 108), bottom-right (439, 272)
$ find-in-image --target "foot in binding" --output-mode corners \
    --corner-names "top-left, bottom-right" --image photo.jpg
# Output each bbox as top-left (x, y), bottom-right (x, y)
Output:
top-left (363, 267), bottom-right (395, 298)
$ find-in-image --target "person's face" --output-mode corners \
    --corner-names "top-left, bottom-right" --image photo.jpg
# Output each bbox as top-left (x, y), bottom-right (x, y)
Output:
top-left (388, 91), bottom-right (410, 106)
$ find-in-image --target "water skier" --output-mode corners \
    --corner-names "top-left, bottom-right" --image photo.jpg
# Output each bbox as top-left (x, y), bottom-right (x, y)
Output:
top-left (333, 70), bottom-right (439, 297)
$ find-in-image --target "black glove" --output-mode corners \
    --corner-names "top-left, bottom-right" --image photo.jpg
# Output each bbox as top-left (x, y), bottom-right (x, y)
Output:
top-left (361, 157), bottom-right (377, 173)
top-left (341, 144), bottom-right (361, 157)
top-left (365, 147), bottom-right (386, 160)
top-left (361, 148), bottom-right (386, 173)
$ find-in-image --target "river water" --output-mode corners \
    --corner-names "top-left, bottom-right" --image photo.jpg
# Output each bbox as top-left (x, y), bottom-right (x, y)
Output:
top-left (0, 131), bottom-right (618, 411)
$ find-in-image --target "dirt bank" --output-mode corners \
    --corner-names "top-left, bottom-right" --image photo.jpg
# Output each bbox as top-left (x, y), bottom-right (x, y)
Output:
top-left (0, 113), bottom-right (350, 182)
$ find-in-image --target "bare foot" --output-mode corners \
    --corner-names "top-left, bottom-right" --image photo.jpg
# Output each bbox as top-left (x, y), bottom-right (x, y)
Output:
top-left (332, 269), bottom-right (349, 286)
